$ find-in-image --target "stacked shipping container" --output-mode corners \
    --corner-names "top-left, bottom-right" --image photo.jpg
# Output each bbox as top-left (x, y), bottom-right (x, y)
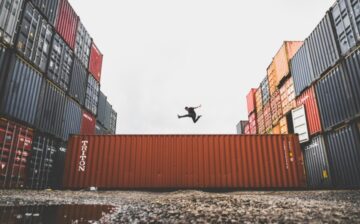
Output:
top-left (0, 0), bottom-right (117, 189)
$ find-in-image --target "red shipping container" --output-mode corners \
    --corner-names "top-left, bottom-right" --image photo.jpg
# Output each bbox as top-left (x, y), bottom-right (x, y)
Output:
top-left (248, 113), bottom-right (257, 134)
top-left (246, 88), bottom-right (257, 115)
top-left (271, 90), bottom-right (282, 125)
top-left (80, 111), bottom-right (95, 135)
top-left (264, 102), bottom-right (272, 133)
top-left (89, 43), bottom-right (103, 82)
top-left (63, 135), bottom-right (306, 189)
top-left (244, 124), bottom-right (250, 134)
top-left (56, 0), bottom-right (79, 49)
top-left (296, 86), bottom-right (322, 136)
top-left (257, 110), bottom-right (265, 134)
top-left (0, 118), bottom-right (33, 189)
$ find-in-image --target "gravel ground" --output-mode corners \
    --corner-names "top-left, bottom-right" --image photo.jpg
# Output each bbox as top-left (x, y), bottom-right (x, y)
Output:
top-left (0, 190), bottom-right (360, 223)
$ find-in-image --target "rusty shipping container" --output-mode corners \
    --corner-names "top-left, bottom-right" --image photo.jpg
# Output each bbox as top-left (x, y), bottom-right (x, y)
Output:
top-left (88, 43), bottom-right (103, 82)
top-left (264, 102), bottom-right (272, 133)
top-left (80, 111), bottom-right (95, 135)
top-left (63, 135), bottom-right (306, 190)
top-left (296, 86), bottom-right (322, 136)
top-left (248, 113), bottom-right (257, 134)
top-left (267, 61), bottom-right (277, 97)
top-left (56, 0), bottom-right (79, 49)
top-left (246, 89), bottom-right (257, 115)
top-left (257, 110), bottom-right (265, 134)
top-left (271, 90), bottom-right (282, 125)
top-left (255, 88), bottom-right (262, 113)
top-left (280, 77), bottom-right (296, 115)
top-left (0, 0), bottom-right (24, 46)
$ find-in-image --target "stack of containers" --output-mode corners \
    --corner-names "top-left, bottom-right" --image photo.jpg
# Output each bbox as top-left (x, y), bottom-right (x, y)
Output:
top-left (290, 0), bottom-right (360, 188)
top-left (236, 120), bottom-right (248, 134)
top-left (0, 0), bottom-right (117, 189)
top-left (246, 89), bottom-right (257, 134)
top-left (96, 91), bottom-right (117, 135)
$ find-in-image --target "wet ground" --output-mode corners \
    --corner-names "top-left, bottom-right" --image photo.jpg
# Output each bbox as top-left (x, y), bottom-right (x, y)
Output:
top-left (0, 190), bottom-right (359, 223)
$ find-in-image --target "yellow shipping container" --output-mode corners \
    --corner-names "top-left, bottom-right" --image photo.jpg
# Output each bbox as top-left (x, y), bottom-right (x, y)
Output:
top-left (280, 116), bottom-right (288, 134)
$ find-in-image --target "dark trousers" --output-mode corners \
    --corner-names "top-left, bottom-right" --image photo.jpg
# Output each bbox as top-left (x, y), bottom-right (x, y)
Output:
top-left (179, 113), bottom-right (201, 123)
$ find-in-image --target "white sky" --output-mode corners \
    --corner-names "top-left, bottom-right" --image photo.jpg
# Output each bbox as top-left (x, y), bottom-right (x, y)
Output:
top-left (69, 0), bottom-right (335, 134)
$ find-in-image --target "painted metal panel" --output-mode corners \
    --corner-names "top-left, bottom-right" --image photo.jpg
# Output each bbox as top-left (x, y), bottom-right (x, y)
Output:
top-left (255, 87), bottom-right (262, 113)
top-left (85, 74), bottom-right (99, 116)
top-left (51, 142), bottom-right (66, 189)
top-left (1, 56), bottom-right (43, 126)
top-left (0, 0), bottom-right (24, 46)
top-left (261, 77), bottom-right (270, 105)
top-left (80, 111), bottom-right (95, 135)
top-left (264, 102), bottom-right (272, 133)
top-left (96, 91), bottom-right (106, 126)
top-left (267, 61), bottom-right (277, 97)
top-left (291, 105), bottom-right (309, 143)
top-left (244, 123), bottom-right (250, 135)
top-left (75, 21), bottom-right (91, 69)
top-left (271, 90), bottom-right (282, 125)
top-left (303, 135), bottom-right (332, 188)
top-left (69, 57), bottom-right (87, 105)
top-left (325, 123), bottom-right (360, 188)
top-left (257, 110), bottom-right (265, 134)
top-left (272, 124), bottom-right (281, 134)
top-left (95, 122), bottom-right (110, 135)
top-left (62, 97), bottom-right (81, 141)
top-left (236, 121), bottom-right (248, 134)
top-left (280, 116), bottom-right (288, 134)
top-left (246, 88), bottom-right (256, 115)
top-left (307, 12), bottom-right (340, 80)
top-left (88, 43), bottom-right (103, 82)
top-left (291, 41), bottom-right (315, 96)
top-left (296, 86), bottom-right (322, 135)
top-left (16, 2), bottom-right (53, 73)
top-left (0, 44), bottom-right (11, 85)
top-left (30, 0), bottom-right (59, 25)
top-left (27, 133), bottom-right (58, 189)
top-left (280, 77), bottom-right (296, 115)
top-left (47, 34), bottom-right (73, 92)
top-left (35, 80), bottom-right (66, 139)
top-left (63, 135), bottom-right (306, 189)
top-left (0, 117), bottom-right (33, 189)
top-left (55, 0), bottom-right (78, 49)
top-left (316, 65), bottom-right (355, 130)
top-left (104, 101), bottom-right (112, 131)
top-left (248, 112), bottom-right (257, 134)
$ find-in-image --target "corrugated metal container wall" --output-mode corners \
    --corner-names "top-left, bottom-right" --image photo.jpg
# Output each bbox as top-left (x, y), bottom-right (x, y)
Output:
top-left (307, 13), bottom-right (340, 79)
top-left (257, 110), bottom-right (265, 134)
top-left (0, 56), bottom-right (42, 126)
top-left (0, 118), bottom-right (33, 189)
top-left (16, 2), bottom-right (53, 72)
top-left (95, 122), bottom-right (110, 135)
top-left (315, 65), bottom-right (355, 130)
top-left (63, 135), bottom-right (306, 189)
top-left (47, 34), bottom-right (73, 92)
top-left (264, 103), bottom-right (272, 133)
top-left (96, 91), bottom-right (106, 126)
top-left (74, 21), bottom-right (91, 68)
top-left (35, 80), bottom-right (66, 139)
top-left (236, 121), bottom-right (248, 135)
top-left (30, 0), bottom-right (59, 25)
top-left (291, 106), bottom-right (310, 143)
top-left (291, 41), bottom-right (315, 96)
top-left (62, 97), bottom-right (81, 141)
top-left (88, 43), bottom-right (103, 82)
top-left (273, 41), bottom-right (303, 86)
top-left (331, 0), bottom-right (358, 55)
top-left (0, 44), bottom-right (10, 84)
top-left (271, 90), bottom-right (282, 125)
top-left (0, 0), bottom-right (24, 46)
top-left (303, 135), bottom-right (332, 188)
top-left (343, 47), bottom-right (360, 117)
top-left (110, 108), bottom-right (117, 134)
top-left (280, 116), bottom-right (288, 134)
top-left (248, 113), bottom-right (257, 135)
top-left (267, 61), bottom-right (277, 96)
top-left (69, 57), bottom-right (87, 105)
top-left (51, 143), bottom-right (66, 188)
top-left (260, 77), bottom-right (270, 105)
top-left (85, 74), bottom-right (99, 116)
top-left (280, 77), bottom-right (296, 115)
top-left (246, 88), bottom-right (257, 115)
top-left (255, 88), bottom-right (262, 113)
top-left (296, 86), bottom-right (322, 135)
top-left (104, 101), bottom-right (112, 131)
top-left (27, 134), bottom-right (57, 189)
top-left (55, 0), bottom-right (78, 49)
top-left (80, 111), bottom-right (95, 135)
top-left (325, 123), bottom-right (360, 188)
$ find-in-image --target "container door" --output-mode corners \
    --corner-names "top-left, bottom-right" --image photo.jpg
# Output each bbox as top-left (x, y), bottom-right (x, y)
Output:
top-left (292, 105), bottom-right (309, 143)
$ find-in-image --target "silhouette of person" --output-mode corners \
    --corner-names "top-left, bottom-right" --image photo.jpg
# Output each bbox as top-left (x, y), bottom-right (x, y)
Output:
top-left (178, 105), bottom-right (202, 123)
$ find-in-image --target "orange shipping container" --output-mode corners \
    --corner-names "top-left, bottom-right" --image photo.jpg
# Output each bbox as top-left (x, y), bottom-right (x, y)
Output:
top-left (257, 110), bottom-right (265, 134)
top-left (271, 90), bottom-right (282, 125)
top-left (264, 102), bottom-right (272, 133)
top-left (280, 77), bottom-right (296, 115)
top-left (267, 61), bottom-right (277, 96)
top-left (63, 135), bottom-right (306, 189)
top-left (280, 117), bottom-right (289, 134)
top-left (272, 124), bottom-right (281, 134)
top-left (246, 88), bottom-right (257, 115)
top-left (255, 88), bottom-right (263, 113)
top-left (273, 41), bottom-right (303, 86)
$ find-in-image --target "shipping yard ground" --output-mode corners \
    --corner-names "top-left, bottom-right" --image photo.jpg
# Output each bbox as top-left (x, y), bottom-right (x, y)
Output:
top-left (0, 190), bottom-right (360, 223)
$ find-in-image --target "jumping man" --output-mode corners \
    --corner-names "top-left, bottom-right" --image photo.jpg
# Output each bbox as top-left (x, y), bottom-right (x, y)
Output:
top-left (178, 105), bottom-right (202, 123)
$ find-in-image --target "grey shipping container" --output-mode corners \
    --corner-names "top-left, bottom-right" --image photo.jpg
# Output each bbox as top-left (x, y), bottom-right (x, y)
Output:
top-left (95, 121), bottom-right (110, 135)
top-left (0, 56), bottom-right (42, 126)
top-left (51, 142), bottom-right (66, 189)
top-left (68, 57), bottom-right (87, 105)
top-left (325, 123), bottom-right (360, 188)
top-left (104, 100), bottom-right (112, 131)
top-left (109, 108), bottom-right (117, 134)
top-left (35, 80), bottom-right (66, 139)
top-left (62, 97), bottom-right (81, 141)
top-left (47, 33), bottom-right (73, 92)
top-left (0, 0), bottom-right (24, 46)
top-left (85, 74), bottom-right (99, 116)
top-left (30, 0), bottom-right (59, 26)
top-left (303, 135), bottom-right (332, 188)
top-left (261, 76), bottom-right (270, 105)
top-left (236, 120), bottom-right (248, 134)
top-left (291, 41), bottom-right (315, 96)
top-left (316, 64), bottom-right (355, 130)
top-left (27, 134), bottom-right (57, 189)
top-left (96, 91), bottom-right (106, 126)
top-left (75, 21), bottom-right (91, 68)
top-left (307, 12), bottom-right (340, 80)
top-left (16, 2), bottom-right (53, 73)
top-left (0, 44), bottom-right (11, 84)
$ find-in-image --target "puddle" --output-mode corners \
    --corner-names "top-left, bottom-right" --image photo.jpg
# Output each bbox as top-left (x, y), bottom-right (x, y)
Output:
top-left (0, 204), bottom-right (115, 223)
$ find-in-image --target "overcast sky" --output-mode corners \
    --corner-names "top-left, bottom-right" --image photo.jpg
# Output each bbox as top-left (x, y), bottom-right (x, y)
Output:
top-left (69, 0), bottom-right (334, 134)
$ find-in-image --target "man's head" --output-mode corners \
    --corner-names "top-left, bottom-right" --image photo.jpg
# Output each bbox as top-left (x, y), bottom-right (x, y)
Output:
top-left (185, 107), bottom-right (189, 111)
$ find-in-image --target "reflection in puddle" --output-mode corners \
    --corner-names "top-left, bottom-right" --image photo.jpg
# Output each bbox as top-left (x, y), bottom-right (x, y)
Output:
top-left (0, 204), bottom-right (114, 223)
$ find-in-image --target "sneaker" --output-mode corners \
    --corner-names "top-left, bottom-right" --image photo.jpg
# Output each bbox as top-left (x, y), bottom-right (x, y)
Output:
top-left (177, 115), bottom-right (180, 119)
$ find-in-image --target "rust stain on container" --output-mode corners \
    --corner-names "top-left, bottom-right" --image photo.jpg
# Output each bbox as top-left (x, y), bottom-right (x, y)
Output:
top-left (280, 77), bottom-right (296, 115)
top-left (255, 88), bottom-right (263, 113)
top-left (63, 135), bottom-right (306, 189)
